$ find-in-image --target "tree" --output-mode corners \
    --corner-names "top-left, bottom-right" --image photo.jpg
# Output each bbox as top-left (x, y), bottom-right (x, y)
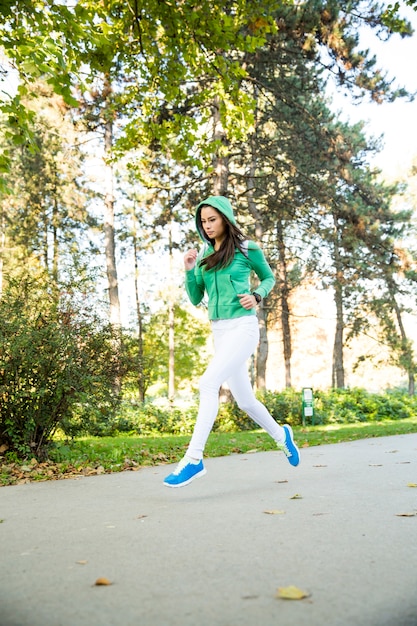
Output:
top-left (345, 196), bottom-right (417, 395)
top-left (143, 305), bottom-right (210, 397)
top-left (77, 77), bottom-right (122, 330)
top-left (1, 0), bottom-right (415, 400)
top-left (0, 0), bottom-right (83, 178)
top-left (0, 82), bottom-right (91, 287)
top-left (178, 0), bottom-right (413, 389)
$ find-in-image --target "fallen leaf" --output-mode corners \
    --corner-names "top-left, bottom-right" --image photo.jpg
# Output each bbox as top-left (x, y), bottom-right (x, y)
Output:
top-left (263, 510), bottom-right (285, 515)
top-left (290, 494), bottom-right (303, 499)
top-left (276, 585), bottom-right (310, 600)
top-left (395, 512), bottom-right (417, 517)
top-left (386, 450), bottom-right (399, 454)
top-left (94, 577), bottom-right (112, 586)
top-left (0, 444), bottom-right (9, 454)
top-left (274, 479), bottom-right (288, 484)
top-left (407, 483), bottom-right (417, 488)
top-left (369, 464), bottom-right (382, 467)
top-left (136, 514), bottom-right (148, 520)
top-left (301, 442), bottom-right (310, 448)
top-left (76, 560), bottom-right (88, 565)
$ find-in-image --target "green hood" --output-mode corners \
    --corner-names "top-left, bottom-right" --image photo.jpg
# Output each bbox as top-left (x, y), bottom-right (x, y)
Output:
top-left (195, 196), bottom-right (236, 242)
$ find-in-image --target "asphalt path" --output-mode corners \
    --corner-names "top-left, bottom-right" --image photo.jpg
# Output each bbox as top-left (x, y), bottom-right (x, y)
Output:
top-left (1, 433), bottom-right (417, 626)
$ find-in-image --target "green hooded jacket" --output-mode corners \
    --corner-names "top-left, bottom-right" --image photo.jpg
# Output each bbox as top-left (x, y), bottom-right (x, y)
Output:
top-left (185, 196), bottom-right (276, 320)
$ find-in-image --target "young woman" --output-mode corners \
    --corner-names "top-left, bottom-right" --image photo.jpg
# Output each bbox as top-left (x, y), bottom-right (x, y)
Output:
top-left (164, 195), bottom-right (300, 488)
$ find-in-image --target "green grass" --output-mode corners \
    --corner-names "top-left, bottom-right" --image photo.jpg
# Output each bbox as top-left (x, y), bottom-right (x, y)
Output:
top-left (51, 416), bottom-right (417, 468)
top-left (1, 416), bottom-right (417, 486)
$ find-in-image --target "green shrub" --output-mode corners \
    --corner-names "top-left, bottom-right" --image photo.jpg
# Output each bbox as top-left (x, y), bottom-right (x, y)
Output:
top-left (58, 386), bottom-right (417, 442)
top-left (0, 274), bottom-right (121, 457)
top-left (215, 401), bottom-right (255, 432)
top-left (258, 388), bottom-right (303, 425)
top-left (310, 388), bottom-right (417, 424)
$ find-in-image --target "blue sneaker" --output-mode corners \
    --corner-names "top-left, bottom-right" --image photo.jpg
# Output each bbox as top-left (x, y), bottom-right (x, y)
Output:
top-left (277, 425), bottom-right (300, 466)
top-left (163, 458), bottom-right (206, 488)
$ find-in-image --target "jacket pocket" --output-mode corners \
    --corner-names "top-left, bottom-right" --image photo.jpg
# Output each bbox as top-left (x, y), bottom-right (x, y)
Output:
top-left (229, 275), bottom-right (250, 296)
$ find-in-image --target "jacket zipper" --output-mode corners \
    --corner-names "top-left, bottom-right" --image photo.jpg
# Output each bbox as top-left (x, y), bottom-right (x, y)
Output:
top-left (215, 271), bottom-right (219, 318)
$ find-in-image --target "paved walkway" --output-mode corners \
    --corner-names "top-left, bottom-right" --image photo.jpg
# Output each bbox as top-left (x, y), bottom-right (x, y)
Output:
top-left (1, 434), bottom-right (417, 626)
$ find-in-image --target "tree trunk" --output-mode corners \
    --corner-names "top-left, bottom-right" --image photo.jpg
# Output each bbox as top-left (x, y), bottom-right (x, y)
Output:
top-left (212, 95), bottom-right (229, 196)
top-left (332, 215), bottom-right (345, 388)
top-left (332, 279), bottom-right (345, 388)
top-left (103, 114), bottom-right (121, 328)
top-left (212, 95), bottom-right (232, 401)
top-left (52, 194), bottom-right (59, 284)
top-left (168, 224), bottom-right (175, 404)
top-left (388, 283), bottom-right (415, 395)
top-left (132, 210), bottom-right (146, 402)
top-left (246, 125), bottom-right (271, 390)
top-left (0, 208), bottom-right (4, 298)
top-left (256, 304), bottom-right (269, 389)
top-left (103, 77), bottom-right (121, 395)
top-left (406, 359), bottom-right (414, 395)
top-left (43, 215), bottom-right (48, 270)
top-left (276, 219), bottom-right (292, 388)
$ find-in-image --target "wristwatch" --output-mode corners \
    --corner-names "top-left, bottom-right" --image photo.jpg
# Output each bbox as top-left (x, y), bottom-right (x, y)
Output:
top-left (252, 292), bottom-right (262, 304)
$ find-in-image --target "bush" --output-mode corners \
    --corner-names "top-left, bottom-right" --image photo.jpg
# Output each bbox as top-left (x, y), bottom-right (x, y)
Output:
top-left (53, 386), bottom-right (417, 442)
top-left (258, 388), bottom-right (303, 425)
top-left (0, 274), bottom-right (121, 457)
top-left (309, 388), bottom-right (417, 425)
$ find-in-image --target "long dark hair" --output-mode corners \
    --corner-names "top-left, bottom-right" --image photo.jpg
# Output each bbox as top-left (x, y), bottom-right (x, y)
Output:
top-left (197, 206), bottom-right (247, 270)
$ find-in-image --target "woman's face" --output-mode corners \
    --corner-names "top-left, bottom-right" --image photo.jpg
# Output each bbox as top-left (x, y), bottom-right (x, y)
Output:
top-left (200, 206), bottom-right (226, 244)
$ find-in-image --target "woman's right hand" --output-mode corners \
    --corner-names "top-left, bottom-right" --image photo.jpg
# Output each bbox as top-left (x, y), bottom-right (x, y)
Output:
top-left (184, 249), bottom-right (198, 270)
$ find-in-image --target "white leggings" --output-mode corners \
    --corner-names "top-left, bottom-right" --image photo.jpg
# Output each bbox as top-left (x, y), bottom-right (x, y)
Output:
top-left (187, 315), bottom-right (285, 460)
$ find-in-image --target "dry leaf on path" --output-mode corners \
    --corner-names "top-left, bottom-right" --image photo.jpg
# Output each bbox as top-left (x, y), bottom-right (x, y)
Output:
top-left (94, 577), bottom-right (112, 586)
top-left (407, 483), bottom-right (417, 488)
top-left (290, 494), bottom-right (303, 499)
top-left (76, 560), bottom-right (88, 565)
top-left (276, 585), bottom-right (310, 600)
top-left (263, 510), bottom-right (285, 515)
top-left (395, 512), bottom-right (417, 517)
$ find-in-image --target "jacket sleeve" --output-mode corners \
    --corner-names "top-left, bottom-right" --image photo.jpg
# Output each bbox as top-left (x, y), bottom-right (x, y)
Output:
top-left (247, 242), bottom-right (275, 298)
top-left (185, 267), bottom-right (205, 305)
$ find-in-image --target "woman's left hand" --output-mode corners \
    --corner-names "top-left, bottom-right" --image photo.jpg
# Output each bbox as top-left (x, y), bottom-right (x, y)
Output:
top-left (237, 294), bottom-right (257, 310)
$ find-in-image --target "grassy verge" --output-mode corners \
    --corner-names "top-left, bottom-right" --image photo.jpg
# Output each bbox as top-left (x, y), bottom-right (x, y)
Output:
top-left (1, 416), bottom-right (417, 486)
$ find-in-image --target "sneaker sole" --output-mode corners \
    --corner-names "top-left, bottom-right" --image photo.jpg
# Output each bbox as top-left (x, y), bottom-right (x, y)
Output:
top-left (284, 425), bottom-right (300, 467)
top-left (163, 468), bottom-right (207, 488)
